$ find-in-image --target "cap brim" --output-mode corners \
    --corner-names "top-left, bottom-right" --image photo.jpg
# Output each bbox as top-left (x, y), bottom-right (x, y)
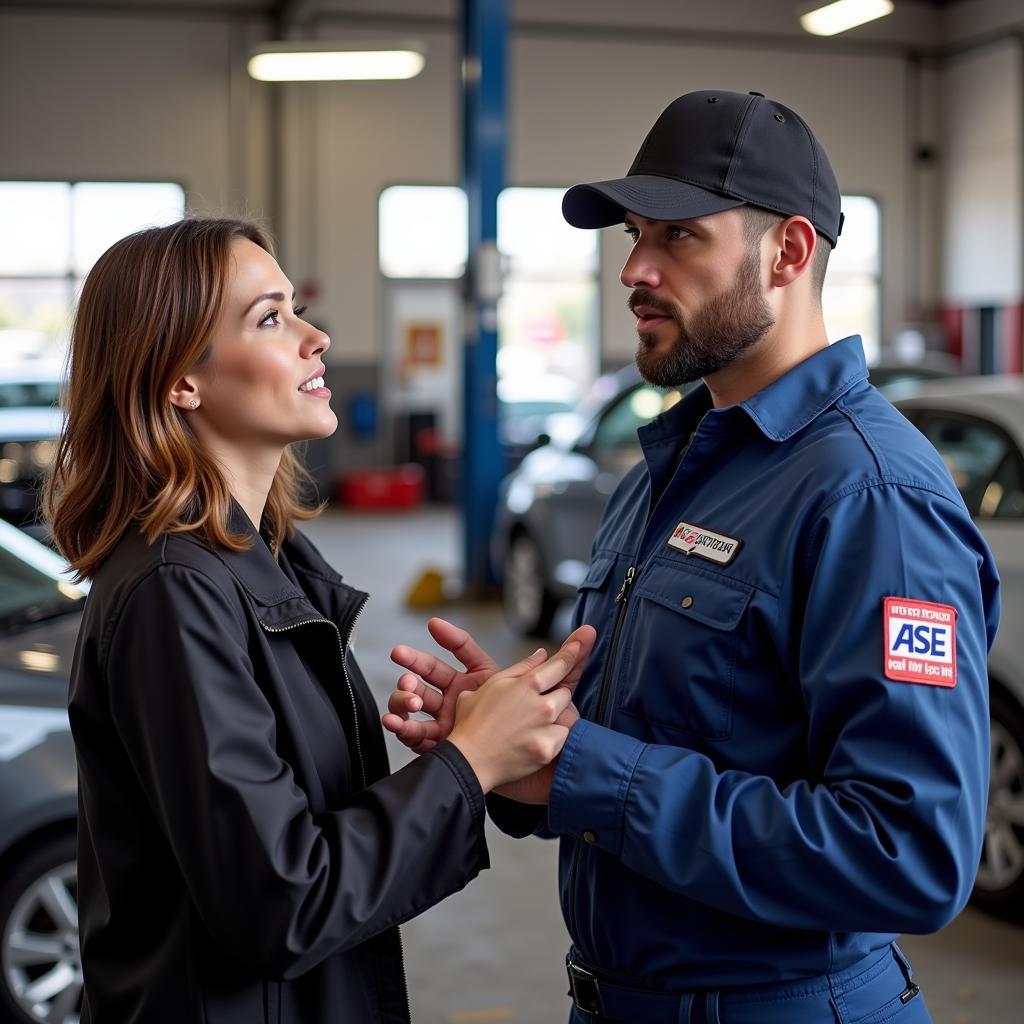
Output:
top-left (562, 175), bottom-right (745, 228)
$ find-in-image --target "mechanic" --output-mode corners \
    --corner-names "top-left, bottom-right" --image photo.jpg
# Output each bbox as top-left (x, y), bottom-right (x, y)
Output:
top-left (385, 89), bottom-right (1000, 1024)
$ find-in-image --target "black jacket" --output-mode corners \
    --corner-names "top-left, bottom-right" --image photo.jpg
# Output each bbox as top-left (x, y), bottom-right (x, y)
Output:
top-left (69, 502), bottom-right (489, 1023)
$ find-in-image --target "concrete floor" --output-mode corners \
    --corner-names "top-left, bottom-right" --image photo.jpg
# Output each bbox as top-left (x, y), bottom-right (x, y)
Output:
top-left (302, 508), bottom-right (1024, 1024)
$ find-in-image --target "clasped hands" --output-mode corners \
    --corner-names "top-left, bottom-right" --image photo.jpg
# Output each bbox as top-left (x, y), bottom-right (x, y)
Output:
top-left (381, 618), bottom-right (597, 803)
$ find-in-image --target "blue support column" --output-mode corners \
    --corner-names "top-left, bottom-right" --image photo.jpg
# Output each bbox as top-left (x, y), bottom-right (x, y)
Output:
top-left (461, 0), bottom-right (507, 593)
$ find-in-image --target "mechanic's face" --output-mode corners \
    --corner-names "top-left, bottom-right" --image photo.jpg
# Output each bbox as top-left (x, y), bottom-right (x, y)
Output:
top-left (621, 208), bottom-right (775, 387)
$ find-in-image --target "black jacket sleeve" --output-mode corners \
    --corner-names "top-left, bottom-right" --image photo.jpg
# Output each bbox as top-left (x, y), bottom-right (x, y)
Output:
top-left (103, 563), bottom-right (489, 979)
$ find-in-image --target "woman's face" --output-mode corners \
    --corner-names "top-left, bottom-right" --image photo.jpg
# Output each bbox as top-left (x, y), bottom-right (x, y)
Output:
top-left (187, 238), bottom-right (337, 453)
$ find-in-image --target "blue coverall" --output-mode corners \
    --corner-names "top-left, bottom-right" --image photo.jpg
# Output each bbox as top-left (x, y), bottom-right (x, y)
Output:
top-left (490, 336), bottom-right (1000, 1024)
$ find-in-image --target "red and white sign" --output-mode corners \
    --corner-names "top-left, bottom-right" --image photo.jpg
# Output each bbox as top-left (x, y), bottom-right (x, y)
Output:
top-left (883, 597), bottom-right (958, 688)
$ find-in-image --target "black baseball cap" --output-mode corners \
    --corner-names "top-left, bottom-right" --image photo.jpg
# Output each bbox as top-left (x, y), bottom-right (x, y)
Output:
top-left (562, 89), bottom-right (844, 247)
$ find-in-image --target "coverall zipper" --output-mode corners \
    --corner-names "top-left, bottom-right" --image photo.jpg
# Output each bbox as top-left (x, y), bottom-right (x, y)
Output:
top-left (568, 563), bottom-right (636, 952)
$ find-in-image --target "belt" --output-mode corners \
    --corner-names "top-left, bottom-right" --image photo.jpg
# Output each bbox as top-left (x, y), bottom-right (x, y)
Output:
top-left (567, 944), bottom-right (922, 1024)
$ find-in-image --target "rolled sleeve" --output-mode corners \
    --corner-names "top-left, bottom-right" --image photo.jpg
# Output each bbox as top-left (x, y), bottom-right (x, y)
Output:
top-left (548, 719), bottom-right (646, 854)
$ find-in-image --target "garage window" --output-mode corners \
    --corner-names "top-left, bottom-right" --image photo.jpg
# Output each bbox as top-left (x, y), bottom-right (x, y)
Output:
top-left (823, 195), bottom-right (881, 363)
top-left (378, 184), bottom-right (600, 407)
top-left (0, 181), bottom-right (186, 361)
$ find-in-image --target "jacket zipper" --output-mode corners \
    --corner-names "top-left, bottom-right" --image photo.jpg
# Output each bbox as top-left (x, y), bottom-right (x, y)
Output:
top-left (568, 563), bottom-right (636, 954)
top-left (259, 599), bottom-right (369, 788)
top-left (397, 928), bottom-right (412, 1023)
top-left (260, 601), bottom-right (415, 1020)
top-left (339, 595), bottom-right (370, 789)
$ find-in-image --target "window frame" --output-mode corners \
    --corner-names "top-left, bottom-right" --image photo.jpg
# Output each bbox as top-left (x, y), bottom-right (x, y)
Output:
top-left (0, 177), bottom-right (187, 355)
top-left (823, 193), bottom-right (883, 364)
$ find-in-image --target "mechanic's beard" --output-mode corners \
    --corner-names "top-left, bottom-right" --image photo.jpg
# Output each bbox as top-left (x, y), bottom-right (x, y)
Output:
top-left (634, 251), bottom-right (775, 388)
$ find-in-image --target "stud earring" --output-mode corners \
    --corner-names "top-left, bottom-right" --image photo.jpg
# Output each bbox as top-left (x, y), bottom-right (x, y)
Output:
top-left (189, 399), bottom-right (199, 410)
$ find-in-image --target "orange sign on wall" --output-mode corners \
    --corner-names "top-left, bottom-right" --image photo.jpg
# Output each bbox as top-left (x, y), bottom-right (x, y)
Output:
top-left (404, 323), bottom-right (444, 368)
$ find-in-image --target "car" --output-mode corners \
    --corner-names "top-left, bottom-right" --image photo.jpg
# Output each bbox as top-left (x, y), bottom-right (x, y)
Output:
top-left (492, 363), bottom-right (686, 636)
top-left (893, 376), bottom-right (1024, 923)
top-left (0, 516), bottom-right (84, 1023)
top-left (492, 365), bottom-right (1024, 923)
top-left (867, 356), bottom-right (957, 399)
top-left (0, 364), bottom-right (64, 541)
top-left (498, 374), bottom-right (580, 467)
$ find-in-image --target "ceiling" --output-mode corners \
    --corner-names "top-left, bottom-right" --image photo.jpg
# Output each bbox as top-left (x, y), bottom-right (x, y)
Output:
top-left (0, 0), bottom-right (1000, 55)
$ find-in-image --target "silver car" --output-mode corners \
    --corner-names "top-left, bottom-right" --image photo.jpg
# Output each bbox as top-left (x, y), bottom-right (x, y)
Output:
top-left (895, 376), bottom-right (1024, 923)
top-left (492, 369), bottom-right (1024, 923)
top-left (492, 364), bottom-right (687, 637)
top-left (0, 517), bottom-right (84, 1022)
top-left (0, 365), bottom-right (64, 541)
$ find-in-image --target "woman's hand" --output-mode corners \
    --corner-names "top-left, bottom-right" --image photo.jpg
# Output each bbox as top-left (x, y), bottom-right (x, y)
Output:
top-left (446, 642), bottom-right (586, 793)
top-left (382, 618), bottom-right (595, 753)
top-left (492, 699), bottom-right (580, 804)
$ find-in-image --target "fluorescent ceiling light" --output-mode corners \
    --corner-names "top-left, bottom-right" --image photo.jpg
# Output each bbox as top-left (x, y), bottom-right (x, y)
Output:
top-left (800, 0), bottom-right (894, 37)
top-left (248, 41), bottom-right (426, 81)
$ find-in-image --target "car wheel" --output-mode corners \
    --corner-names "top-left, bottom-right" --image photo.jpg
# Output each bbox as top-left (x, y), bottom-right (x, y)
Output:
top-left (503, 532), bottom-right (557, 638)
top-left (0, 833), bottom-right (81, 1024)
top-left (973, 688), bottom-right (1024, 923)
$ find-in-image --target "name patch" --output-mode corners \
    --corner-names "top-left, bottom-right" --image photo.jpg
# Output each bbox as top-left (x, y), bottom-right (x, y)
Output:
top-left (667, 521), bottom-right (742, 566)
top-left (883, 597), bottom-right (957, 688)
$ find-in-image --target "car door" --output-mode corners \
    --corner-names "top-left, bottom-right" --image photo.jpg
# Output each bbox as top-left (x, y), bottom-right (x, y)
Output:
top-left (908, 409), bottom-right (1024, 579)
top-left (547, 383), bottom-right (683, 583)
top-left (906, 411), bottom-right (1024, 632)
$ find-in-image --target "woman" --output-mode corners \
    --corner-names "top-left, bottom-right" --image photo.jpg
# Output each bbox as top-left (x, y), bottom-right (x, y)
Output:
top-left (46, 218), bottom-right (594, 1023)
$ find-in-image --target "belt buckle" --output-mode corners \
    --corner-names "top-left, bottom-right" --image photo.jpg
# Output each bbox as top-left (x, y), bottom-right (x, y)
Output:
top-left (567, 959), bottom-right (604, 1015)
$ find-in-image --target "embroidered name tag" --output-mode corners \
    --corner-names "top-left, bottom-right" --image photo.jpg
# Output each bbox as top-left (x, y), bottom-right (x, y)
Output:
top-left (667, 521), bottom-right (742, 566)
top-left (883, 597), bottom-right (957, 687)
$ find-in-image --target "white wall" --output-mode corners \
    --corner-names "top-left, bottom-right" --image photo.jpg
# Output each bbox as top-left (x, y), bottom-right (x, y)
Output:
top-left (1, 1), bottom-right (994, 370)
top-left (292, 17), bottom-right (912, 366)
top-left (279, 25), bottom-right (461, 364)
top-left (940, 38), bottom-right (1023, 307)
top-left (0, 9), bottom-right (272, 218)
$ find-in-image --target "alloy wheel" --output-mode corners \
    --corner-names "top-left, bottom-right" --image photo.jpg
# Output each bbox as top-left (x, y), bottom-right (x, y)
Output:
top-left (503, 533), bottom-right (555, 637)
top-left (1, 860), bottom-right (81, 1024)
top-left (977, 718), bottom-right (1024, 893)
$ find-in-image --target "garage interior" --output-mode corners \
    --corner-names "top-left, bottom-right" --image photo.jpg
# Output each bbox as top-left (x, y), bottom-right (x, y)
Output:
top-left (1, 0), bottom-right (1023, 1022)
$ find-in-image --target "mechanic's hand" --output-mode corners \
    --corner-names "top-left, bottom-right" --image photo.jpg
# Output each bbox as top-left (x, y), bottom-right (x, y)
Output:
top-left (382, 618), bottom-right (595, 753)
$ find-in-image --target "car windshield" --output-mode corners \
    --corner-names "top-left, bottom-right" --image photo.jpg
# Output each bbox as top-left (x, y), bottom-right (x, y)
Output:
top-left (0, 529), bottom-right (86, 634)
top-left (0, 381), bottom-right (62, 409)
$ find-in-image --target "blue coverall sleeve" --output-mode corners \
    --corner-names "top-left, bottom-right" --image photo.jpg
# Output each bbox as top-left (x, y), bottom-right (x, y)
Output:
top-left (547, 481), bottom-right (998, 934)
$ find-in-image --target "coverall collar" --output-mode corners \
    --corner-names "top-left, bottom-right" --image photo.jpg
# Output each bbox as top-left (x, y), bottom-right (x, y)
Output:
top-left (737, 334), bottom-right (868, 441)
top-left (639, 334), bottom-right (868, 446)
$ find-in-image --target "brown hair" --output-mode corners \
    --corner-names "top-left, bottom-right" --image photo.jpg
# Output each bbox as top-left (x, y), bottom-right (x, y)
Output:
top-left (44, 217), bottom-right (324, 581)
top-left (740, 205), bottom-right (831, 302)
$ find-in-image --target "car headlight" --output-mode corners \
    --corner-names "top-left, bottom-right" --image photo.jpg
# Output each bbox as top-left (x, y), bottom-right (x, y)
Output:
top-left (0, 440), bottom-right (57, 481)
top-left (30, 439), bottom-right (57, 469)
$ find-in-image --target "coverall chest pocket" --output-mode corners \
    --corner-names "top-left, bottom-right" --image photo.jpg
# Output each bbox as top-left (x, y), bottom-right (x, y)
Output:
top-left (617, 560), bottom-right (753, 741)
top-left (572, 552), bottom-right (620, 721)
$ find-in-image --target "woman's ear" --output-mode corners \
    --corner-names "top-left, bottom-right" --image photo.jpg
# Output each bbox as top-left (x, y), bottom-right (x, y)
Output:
top-left (168, 377), bottom-right (200, 411)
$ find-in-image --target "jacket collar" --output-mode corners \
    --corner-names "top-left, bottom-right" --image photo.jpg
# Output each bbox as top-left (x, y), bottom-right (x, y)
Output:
top-left (212, 499), bottom-right (368, 634)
